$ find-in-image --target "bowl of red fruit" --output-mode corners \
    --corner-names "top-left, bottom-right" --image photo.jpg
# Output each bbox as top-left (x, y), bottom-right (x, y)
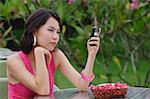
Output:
top-left (90, 82), bottom-right (128, 99)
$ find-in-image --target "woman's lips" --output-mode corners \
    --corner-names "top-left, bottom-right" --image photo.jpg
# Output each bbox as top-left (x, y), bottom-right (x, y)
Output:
top-left (50, 42), bottom-right (57, 46)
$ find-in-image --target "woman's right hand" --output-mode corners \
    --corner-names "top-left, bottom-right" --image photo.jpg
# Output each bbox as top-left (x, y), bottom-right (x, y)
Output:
top-left (87, 37), bottom-right (100, 57)
top-left (34, 47), bottom-right (52, 64)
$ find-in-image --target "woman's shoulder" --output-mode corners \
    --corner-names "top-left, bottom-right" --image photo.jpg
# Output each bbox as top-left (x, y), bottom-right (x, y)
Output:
top-left (6, 51), bottom-right (26, 73)
top-left (52, 48), bottom-right (66, 67)
top-left (52, 48), bottom-right (64, 56)
top-left (6, 52), bottom-right (20, 64)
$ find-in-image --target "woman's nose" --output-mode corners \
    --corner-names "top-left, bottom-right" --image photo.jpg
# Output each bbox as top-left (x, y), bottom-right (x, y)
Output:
top-left (52, 32), bottom-right (59, 40)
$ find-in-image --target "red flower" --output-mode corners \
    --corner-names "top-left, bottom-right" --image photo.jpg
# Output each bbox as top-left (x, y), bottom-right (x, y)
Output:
top-left (130, 0), bottom-right (139, 10)
top-left (66, 0), bottom-right (74, 4)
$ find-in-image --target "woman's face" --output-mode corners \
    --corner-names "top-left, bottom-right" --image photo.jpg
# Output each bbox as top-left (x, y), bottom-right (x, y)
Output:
top-left (35, 17), bottom-right (60, 51)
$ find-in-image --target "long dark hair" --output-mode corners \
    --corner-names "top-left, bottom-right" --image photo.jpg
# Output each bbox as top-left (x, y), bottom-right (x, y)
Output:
top-left (20, 8), bottom-right (61, 54)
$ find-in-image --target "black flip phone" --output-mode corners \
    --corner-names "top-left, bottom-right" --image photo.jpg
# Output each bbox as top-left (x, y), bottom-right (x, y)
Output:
top-left (90, 14), bottom-right (101, 46)
top-left (91, 26), bottom-right (101, 37)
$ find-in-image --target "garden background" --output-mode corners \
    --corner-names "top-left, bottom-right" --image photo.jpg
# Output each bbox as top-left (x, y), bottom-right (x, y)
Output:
top-left (0, 0), bottom-right (150, 98)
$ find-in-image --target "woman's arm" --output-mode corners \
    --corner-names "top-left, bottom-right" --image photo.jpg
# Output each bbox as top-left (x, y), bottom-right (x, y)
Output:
top-left (34, 47), bottom-right (51, 94)
top-left (7, 47), bottom-right (51, 95)
top-left (53, 49), bottom-right (88, 90)
top-left (54, 37), bottom-right (99, 91)
top-left (82, 37), bottom-right (100, 77)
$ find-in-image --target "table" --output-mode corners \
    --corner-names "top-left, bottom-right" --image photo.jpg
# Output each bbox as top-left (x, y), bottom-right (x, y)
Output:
top-left (35, 87), bottom-right (150, 99)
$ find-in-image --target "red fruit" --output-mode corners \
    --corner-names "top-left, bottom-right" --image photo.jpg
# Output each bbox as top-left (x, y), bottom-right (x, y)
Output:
top-left (90, 82), bottom-right (128, 98)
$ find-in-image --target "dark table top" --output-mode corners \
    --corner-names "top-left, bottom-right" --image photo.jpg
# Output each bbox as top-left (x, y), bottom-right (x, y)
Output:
top-left (34, 87), bottom-right (150, 99)
top-left (51, 87), bottom-right (150, 99)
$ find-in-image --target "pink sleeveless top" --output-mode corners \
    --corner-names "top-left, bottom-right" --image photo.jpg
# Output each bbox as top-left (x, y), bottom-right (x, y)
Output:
top-left (8, 51), bottom-right (56, 99)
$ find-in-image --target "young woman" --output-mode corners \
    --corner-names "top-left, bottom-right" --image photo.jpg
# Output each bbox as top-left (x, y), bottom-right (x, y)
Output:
top-left (6, 8), bottom-right (100, 98)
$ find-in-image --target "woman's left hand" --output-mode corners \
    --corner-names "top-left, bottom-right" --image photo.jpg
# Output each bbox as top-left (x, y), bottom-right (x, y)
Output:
top-left (87, 37), bottom-right (100, 57)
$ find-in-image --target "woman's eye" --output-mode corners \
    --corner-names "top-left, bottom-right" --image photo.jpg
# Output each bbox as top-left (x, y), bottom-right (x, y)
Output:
top-left (57, 31), bottom-right (61, 34)
top-left (48, 29), bottom-right (54, 32)
top-left (48, 29), bottom-right (60, 34)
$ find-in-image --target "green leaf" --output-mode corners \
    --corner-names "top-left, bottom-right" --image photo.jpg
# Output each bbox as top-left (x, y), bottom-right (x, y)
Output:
top-left (113, 56), bottom-right (122, 71)
top-left (62, 25), bottom-right (66, 34)
top-left (100, 75), bottom-right (108, 80)
top-left (3, 26), bottom-right (12, 38)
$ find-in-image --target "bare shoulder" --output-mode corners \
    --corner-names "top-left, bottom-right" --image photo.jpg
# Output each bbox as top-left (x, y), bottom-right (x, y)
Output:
top-left (6, 52), bottom-right (24, 70)
top-left (6, 53), bottom-right (24, 83)
top-left (52, 48), bottom-right (66, 68)
top-left (52, 48), bottom-right (64, 56)
top-left (6, 53), bottom-right (20, 65)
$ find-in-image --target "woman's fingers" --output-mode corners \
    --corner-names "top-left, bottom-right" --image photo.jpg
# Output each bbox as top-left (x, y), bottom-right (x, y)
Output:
top-left (89, 41), bottom-right (99, 47)
top-left (38, 47), bottom-right (51, 64)
top-left (90, 37), bottom-right (100, 42)
top-left (44, 50), bottom-right (51, 64)
top-left (87, 36), bottom-right (100, 56)
top-left (88, 37), bottom-right (100, 47)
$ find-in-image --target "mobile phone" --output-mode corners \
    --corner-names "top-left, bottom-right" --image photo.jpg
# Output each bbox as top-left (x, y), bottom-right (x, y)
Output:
top-left (91, 26), bottom-right (101, 37)
top-left (90, 13), bottom-right (101, 46)
top-left (90, 12), bottom-right (100, 37)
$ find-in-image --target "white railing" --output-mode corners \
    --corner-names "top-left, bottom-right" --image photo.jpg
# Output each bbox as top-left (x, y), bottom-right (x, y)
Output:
top-left (0, 77), bottom-right (8, 82)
